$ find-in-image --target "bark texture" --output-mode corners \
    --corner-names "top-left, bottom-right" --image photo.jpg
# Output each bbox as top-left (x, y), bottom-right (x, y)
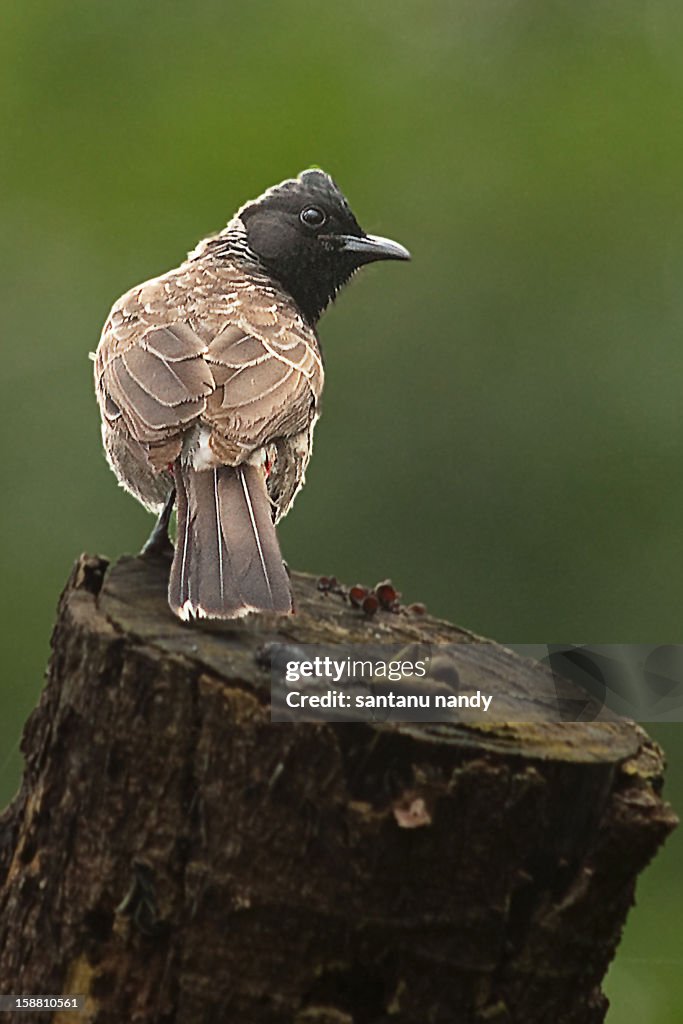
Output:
top-left (0, 552), bottom-right (676, 1024)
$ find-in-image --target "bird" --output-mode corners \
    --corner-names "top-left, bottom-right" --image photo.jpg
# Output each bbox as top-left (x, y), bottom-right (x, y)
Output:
top-left (94, 169), bottom-right (410, 620)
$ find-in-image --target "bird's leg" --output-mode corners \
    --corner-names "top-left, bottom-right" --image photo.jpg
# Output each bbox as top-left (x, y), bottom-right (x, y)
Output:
top-left (140, 488), bottom-right (176, 558)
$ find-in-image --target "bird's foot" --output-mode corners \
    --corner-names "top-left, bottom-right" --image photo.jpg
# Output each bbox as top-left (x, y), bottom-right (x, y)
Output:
top-left (140, 490), bottom-right (175, 560)
top-left (140, 530), bottom-right (174, 560)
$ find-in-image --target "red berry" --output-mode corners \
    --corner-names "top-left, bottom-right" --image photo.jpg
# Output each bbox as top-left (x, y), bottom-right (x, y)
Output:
top-left (376, 581), bottom-right (399, 609)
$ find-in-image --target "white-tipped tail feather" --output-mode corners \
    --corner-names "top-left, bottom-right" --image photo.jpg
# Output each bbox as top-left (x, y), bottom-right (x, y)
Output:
top-left (169, 462), bottom-right (292, 620)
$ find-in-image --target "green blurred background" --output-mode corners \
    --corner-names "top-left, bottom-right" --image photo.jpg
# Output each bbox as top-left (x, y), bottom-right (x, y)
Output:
top-left (1, 0), bottom-right (681, 1018)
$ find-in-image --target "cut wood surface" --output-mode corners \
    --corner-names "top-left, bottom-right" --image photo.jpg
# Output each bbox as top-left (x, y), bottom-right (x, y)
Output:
top-left (0, 552), bottom-right (676, 1023)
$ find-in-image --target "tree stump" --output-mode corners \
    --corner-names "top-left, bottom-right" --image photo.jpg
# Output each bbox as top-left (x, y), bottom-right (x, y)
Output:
top-left (0, 553), bottom-right (676, 1024)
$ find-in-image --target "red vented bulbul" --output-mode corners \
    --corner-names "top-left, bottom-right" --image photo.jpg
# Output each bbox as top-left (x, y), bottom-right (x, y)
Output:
top-left (94, 170), bottom-right (410, 619)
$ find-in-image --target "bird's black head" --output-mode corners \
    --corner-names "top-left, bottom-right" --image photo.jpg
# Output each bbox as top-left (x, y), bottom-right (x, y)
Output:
top-left (236, 169), bottom-right (410, 324)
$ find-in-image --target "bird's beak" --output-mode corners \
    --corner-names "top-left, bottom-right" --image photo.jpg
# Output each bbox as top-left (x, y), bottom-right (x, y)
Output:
top-left (338, 233), bottom-right (411, 263)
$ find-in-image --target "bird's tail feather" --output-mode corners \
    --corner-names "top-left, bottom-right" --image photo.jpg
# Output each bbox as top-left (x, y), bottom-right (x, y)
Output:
top-left (169, 462), bottom-right (292, 619)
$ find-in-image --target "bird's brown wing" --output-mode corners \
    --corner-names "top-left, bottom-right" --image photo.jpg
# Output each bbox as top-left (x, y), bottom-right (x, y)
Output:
top-left (95, 317), bottom-right (215, 471)
top-left (204, 319), bottom-right (323, 464)
top-left (96, 279), bottom-right (323, 471)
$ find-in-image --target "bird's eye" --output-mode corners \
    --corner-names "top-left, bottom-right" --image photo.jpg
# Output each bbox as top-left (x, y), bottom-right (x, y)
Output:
top-left (300, 206), bottom-right (327, 228)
